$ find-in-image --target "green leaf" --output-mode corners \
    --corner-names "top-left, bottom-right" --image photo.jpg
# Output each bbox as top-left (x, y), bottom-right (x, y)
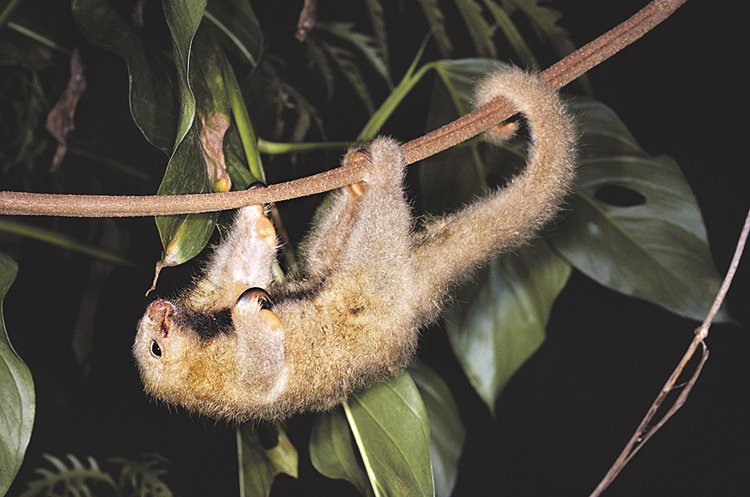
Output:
top-left (204, 0), bottom-right (262, 67)
top-left (420, 62), bottom-right (567, 418)
top-left (155, 3), bottom-right (218, 267)
top-left (71, 0), bottom-right (176, 152)
top-left (155, 126), bottom-right (217, 266)
top-left (454, 0), bottom-right (496, 58)
top-left (76, 0), bottom-right (218, 267)
top-left (409, 361), bottom-right (465, 497)
top-left (445, 242), bottom-right (570, 413)
top-left (219, 35), bottom-right (264, 183)
top-left (310, 408), bottom-right (372, 497)
top-left (415, 0), bottom-right (453, 56)
top-left (419, 58), bottom-right (504, 211)
top-left (551, 99), bottom-right (728, 321)
top-left (225, 125), bottom-right (259, 189)
top-left (358, 41), bottom-right (432, 140)
top-left (317, 22), bottom-right (391, 86)
top-left (0, 253), bottom-right (34, 496)
top-left (237, 424), bottom-right (298, 497)
top-left (482, 0), bottom-right (539, 69)
top-left (344, 373), bottom-right (433, 497)
top-left (162, 0), bottom-right (205, 146)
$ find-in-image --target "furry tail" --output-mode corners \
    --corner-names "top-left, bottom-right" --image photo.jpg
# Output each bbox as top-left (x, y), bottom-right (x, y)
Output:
top-left (411, 67), bottom-right (576, 320)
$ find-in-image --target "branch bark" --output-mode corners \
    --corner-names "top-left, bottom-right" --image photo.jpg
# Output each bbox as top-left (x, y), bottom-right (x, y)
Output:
top-left (589, 208), bottom-right (750, 497)
top-left (0, 0), bottom-right (687, 218)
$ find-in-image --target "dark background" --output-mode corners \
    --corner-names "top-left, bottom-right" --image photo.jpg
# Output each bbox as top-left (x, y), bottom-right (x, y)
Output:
top-left (3, 1), bottom-right (749, 496)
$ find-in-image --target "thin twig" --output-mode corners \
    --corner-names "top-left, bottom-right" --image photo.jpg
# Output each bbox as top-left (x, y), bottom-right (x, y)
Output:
top-left (295, 0), bottom-right (318, 42)
top-left (589, 208), bottom-right (750, 497)
top-left (0, 0), bottom-right (687, 218)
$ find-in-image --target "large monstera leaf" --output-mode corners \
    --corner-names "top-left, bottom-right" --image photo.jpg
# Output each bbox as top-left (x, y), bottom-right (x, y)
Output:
top-left (419, 58), bottom-right (725, 412)
top-left (552, 98), bottom-right (727, 322)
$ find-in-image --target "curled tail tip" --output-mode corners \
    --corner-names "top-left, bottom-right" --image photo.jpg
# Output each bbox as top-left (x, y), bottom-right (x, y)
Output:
top-left (474, 67), bottom-right (574, 147)
top-left (476, 65), bottom-right (576, 165)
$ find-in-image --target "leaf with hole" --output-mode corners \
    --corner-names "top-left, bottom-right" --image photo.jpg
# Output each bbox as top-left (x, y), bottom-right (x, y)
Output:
top-left (551, 98), bottom-right (728, 321)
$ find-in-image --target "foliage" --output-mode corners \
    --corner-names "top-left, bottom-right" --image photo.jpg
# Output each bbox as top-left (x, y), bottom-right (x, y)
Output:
top-left (18, 453), bottom-right (172, 497)
top-left (0, 254), bottom-right (34, 496)
top-left (0, 1), bottom-right (729, 497)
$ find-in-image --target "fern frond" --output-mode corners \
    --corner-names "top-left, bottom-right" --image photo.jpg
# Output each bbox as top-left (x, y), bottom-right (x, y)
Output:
top-left (305, 39), bottom-right (336, 99)
top-left (109, 453), bottom-right (173, 497)
top-left (415, 0), bottom-right (453, 56)
top-left (503, 0), bottom-right (575, 59)
top-left (20, 454), bottom-right (116, 497)
top-left (317, 22), bottom-right (391, 86)
top-left (454, 0), bottom-right (497, 58)
top-left (482, 0), bottom-right (539, 69)
top-left (364, 0), bottom-right (389, 67)
top-left (315, 39), bottom-right (375, 114)
top-left (281, 83), bottom-right (326, 142)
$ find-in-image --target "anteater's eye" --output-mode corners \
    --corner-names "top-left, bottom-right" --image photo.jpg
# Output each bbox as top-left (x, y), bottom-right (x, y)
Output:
top-left (237, 287), bottom-right (274, 310)
top-left (150, 340), bottom-right (162, 358)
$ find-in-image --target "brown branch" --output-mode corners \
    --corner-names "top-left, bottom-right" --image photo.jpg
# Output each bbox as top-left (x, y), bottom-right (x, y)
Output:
top-left (0, 0), bottom-right (688, 218)
top-left (295, 0), bottom-right (318, 42)
top-left (589, 208), bottom-right (750, 497)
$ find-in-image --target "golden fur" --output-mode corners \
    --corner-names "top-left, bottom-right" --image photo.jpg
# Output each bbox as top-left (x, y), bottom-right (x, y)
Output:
top-left (133, 67), bottom-right (576, 422)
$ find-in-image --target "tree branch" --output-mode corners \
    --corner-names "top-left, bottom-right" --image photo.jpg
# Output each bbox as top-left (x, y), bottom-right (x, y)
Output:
top-left (0, 0), bottom-right (687, 218)
top-left (589, 208), bottom-right (750, 497)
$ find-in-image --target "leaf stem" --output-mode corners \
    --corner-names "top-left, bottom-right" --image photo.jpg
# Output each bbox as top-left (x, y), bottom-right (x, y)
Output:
top-left (257, 139), bottom-right (348, 154)
top-left (6, 22), bottom-right (71, 55)
top-left (204, 10), bottom-right (256, 67)
top-left (223, 57), bottom-right (264, 183)
top-left (0, 218), bottom-right (134, 266)
top-left (0, 0), bottom-right (24, 29)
